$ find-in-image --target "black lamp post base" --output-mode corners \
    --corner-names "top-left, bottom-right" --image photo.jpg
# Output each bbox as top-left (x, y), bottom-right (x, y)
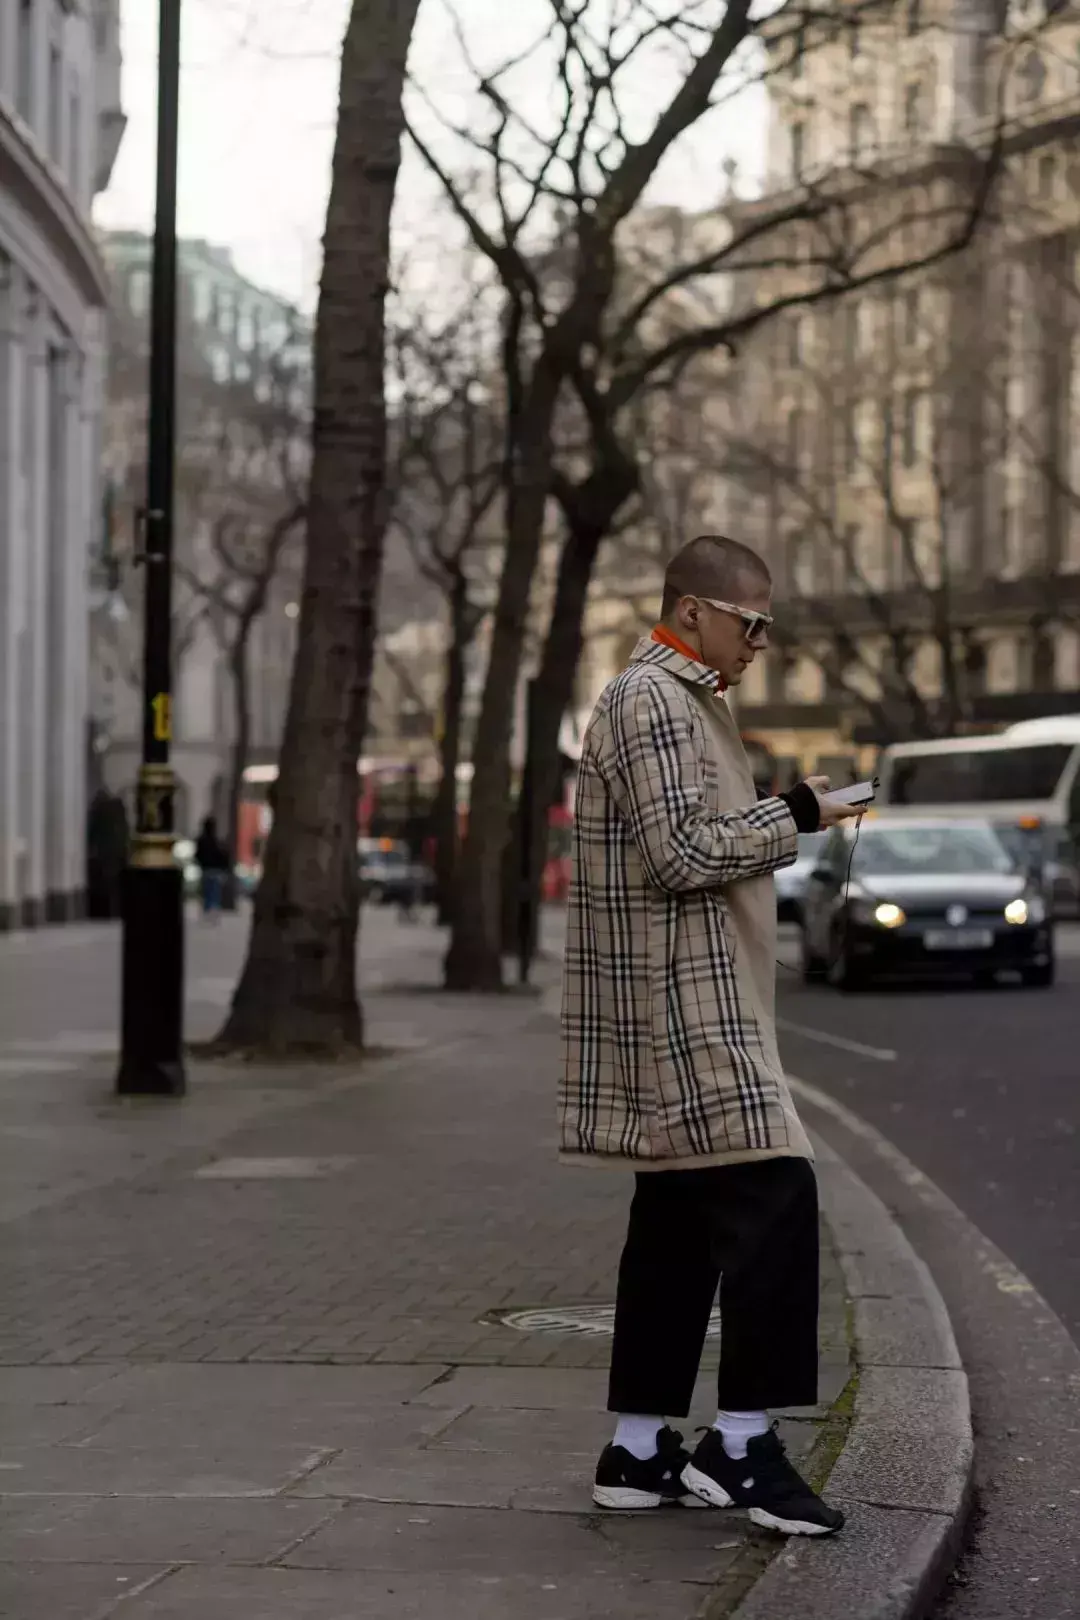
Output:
top-left (117, 863), bottom-right (186, 1097)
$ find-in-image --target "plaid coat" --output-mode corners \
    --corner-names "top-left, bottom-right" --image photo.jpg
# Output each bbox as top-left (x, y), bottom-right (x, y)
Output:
top-left (559, 637), bottom-right (813, 1170)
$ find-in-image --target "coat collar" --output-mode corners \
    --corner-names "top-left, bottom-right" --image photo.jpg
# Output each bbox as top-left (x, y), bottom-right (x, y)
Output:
top-left (628, 634), bottom-right (724, 695)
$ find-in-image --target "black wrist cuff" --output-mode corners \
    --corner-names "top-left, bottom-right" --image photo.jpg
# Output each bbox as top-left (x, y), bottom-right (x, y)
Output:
top-left (779, 782), bottom-right (821, 835)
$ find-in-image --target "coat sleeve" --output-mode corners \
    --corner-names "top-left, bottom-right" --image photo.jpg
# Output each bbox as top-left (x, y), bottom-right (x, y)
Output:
top-left (601, 674), bottom-right (798, 893)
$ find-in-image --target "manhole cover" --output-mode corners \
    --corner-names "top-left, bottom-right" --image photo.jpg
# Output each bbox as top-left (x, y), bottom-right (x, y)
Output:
top-left (491, 1305), bottom-right (722, 1339)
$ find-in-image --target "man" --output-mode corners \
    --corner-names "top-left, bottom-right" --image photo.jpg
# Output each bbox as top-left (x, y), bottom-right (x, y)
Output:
top-left (559, 535), bottom-right (862, 1536)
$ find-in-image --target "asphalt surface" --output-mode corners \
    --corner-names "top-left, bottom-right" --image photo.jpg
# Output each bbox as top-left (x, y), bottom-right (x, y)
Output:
top-left (777, 923), bottom-right (1080, 1620)
top-left (775, 924), bottom-right (1080, 1341)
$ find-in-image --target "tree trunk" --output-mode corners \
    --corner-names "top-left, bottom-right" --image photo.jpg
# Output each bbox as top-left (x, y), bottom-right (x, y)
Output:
top-left (224, 629), bottom-right (252, 913)
top-left (217, 0), bottom-right (420, 1054)
top-left (501, 476), bottom-right (633, 957)
top-left (443, 364), bottom-right (561, 990)
top-left (431, 575), bottom-right (471, 925)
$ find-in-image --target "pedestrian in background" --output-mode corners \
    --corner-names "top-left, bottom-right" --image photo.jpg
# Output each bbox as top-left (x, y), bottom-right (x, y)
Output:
top-left (560, 534), bottom-right (863, 1536)
top-left (194, 815), bottom-right (230, 922)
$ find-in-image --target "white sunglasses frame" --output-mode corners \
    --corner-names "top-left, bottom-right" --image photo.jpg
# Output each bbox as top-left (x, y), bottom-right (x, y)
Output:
top-left (694, 596), bottom-right (774, 645)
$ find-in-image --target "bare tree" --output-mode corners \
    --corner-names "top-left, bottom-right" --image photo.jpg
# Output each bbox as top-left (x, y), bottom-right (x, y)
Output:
top-left (404, 0), bottom-right (1013, 988)
top-left (386, 290), bottom-right (504, 916)
top-left (217, 0), bottom-right (423, 1055)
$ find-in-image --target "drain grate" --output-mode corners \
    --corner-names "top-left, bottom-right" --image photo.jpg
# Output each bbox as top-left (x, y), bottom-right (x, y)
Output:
top-left (491, 1304), bottom-right (722, 1339)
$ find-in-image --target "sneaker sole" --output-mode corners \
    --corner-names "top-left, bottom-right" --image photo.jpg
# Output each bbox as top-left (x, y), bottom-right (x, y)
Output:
top-left (680, 1463), bottom-right (735, 1509)
top-left (748, 1507), bottom-right (842, 1537)
top-left (592, 1485), bottom-right (712, 1511)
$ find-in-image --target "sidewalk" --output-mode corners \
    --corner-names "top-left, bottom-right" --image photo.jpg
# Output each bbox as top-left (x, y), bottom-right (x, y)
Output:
top-left (0, 912), bottom-right (960, 1618)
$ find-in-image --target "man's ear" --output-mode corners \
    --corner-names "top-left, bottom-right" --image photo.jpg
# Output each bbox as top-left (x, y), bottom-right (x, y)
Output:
top-left (674, 595), bottom-right (698, 634)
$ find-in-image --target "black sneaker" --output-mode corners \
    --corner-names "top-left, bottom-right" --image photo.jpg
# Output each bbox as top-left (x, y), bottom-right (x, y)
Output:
top-left (681, 1424), bottom-right (845, 1536)
top-left (593, 1425), bottom-right (708, 1510)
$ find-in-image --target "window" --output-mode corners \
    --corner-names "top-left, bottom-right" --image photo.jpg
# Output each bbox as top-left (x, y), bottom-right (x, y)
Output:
top-left (787, 408), bottom-right (803, 468)
top-left (48, 40), bottom-right (63, 160)
top-left (67, 84), bottom-right (80, 195)
top-left (850, 103), bottom-right (873, 162)
top-left (791, 537), bottom-right (815, 595)
top-left (237, 307), bottom-right (255, 352)
top-left (191, 276), bottom-right (212, 325)
top-left (1037, 152), bottom-right (1055, 200)
top-left (789, 316), bottom-right (807, 367)
top-left (903, 83), bottom-right (921, 136)
top-left (791, 23), bottom-right (804, 78)
top-left (18, 1), bottom-right (33, 122)
top-left (1019, 49), bottom-right (1046, 103)
top-left (791, 120), bottom-right (805, 179)
top-left (849, 22), bottom-right (861, 57)
top-left (128, 267), bottom-right (151, 318)
top-left (900, 286), bottom-right (920, 346)
top-left (907, 0), bottom-right (921, 34)
top-left (900, 389), bottom-right (923, 466)
top-left (889, 744), bottom-right (1072, 805)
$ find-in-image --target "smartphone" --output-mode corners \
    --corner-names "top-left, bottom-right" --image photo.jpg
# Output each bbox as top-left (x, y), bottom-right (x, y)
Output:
top-left (823, 778), bottom-right (878, 808)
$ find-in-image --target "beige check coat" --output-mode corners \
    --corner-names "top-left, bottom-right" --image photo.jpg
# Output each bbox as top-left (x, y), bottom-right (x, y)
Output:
top-left (558, 638), bottom-right (814, 1170)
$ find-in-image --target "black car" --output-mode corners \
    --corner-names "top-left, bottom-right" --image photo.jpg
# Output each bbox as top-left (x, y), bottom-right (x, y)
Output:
top-left (800, 816), bottom-right (1055, 990)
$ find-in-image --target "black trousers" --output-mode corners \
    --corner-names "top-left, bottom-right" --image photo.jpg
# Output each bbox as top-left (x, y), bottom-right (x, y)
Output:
top-left (608, 1156), bottom-right (820, 1417)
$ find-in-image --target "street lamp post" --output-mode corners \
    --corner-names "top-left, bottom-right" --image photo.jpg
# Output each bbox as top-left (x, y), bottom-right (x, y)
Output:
top-left (116, 0), bottom-right (185, 1097)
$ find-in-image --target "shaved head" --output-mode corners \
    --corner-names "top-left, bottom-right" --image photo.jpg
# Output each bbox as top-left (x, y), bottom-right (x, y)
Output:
top-left (661, 535), bottom-right (771, 617)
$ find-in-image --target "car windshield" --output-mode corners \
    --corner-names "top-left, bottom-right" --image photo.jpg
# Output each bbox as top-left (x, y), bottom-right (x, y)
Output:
top-left (796, 834), bottom-right (823, 860)
top-left (852, 824), bottom-right (1015, 877)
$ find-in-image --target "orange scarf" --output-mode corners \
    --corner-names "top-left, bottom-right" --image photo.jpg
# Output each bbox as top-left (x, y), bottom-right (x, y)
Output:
top-left (651, 625), bottom-right (726, 693)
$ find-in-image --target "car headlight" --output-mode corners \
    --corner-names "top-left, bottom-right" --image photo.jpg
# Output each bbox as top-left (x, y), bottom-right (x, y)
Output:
top-left (850, 898), bottom-right (906, 928)
top-left (1005, 896), bottom-right (1045, 925)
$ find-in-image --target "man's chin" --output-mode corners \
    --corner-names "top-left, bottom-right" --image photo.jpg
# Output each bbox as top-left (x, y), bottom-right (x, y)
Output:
top-left (725, 665), bottom-right (745, 685)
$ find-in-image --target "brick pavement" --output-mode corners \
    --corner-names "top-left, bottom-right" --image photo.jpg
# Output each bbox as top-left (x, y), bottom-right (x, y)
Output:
top-left (0, 911), bottom-right (851, 1618)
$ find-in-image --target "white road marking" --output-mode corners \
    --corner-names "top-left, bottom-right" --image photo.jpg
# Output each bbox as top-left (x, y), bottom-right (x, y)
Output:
top-left (777, 1018), bottom-right (897, 1063)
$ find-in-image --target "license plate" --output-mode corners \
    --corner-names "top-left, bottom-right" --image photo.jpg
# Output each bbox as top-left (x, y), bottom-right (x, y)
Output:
top-left (923, 928), bottom-right (993, 951)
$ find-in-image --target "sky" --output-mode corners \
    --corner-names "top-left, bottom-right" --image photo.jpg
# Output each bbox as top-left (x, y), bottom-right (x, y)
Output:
top-left (93, 0), bottom-right (770, 313)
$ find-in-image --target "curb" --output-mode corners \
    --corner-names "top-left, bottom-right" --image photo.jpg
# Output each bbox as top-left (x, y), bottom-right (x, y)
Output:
top-left (730, 1126), bottom-right (974, 1620)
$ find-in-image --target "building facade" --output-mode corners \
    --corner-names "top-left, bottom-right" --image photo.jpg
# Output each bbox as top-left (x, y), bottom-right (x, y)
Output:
top-left (715, 0), bottom-right (1080, 778)
top-left (571, 1), bottom-right (1080, 784)
top-left (93, 232), bottom-right (311, 833)
top-left (0, 0), bottom-right (124, 928)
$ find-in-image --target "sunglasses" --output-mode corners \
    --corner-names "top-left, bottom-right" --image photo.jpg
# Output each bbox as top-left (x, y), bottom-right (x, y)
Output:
top-left (696, 597), bottom-right (774, 647)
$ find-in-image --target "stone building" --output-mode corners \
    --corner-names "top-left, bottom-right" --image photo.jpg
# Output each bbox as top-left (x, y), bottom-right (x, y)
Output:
top-left (92, 231), bottom-right (311, 833)
top-left (0, 0), bottom-right (124, 928)
top-left (573, 0), bottom-right (1080, 783)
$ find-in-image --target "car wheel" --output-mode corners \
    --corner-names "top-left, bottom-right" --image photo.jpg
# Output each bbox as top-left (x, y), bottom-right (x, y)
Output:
top-left (826, 923), bottom-right (866, 992)
top-left (1021, 959), bottom-right (1055, 988)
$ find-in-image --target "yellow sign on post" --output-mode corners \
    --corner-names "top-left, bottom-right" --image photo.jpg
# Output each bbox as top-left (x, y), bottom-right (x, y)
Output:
top-left (151, 693), bottom-right (172, 743)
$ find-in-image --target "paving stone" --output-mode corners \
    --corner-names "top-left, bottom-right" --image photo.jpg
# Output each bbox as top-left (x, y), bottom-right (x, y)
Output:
top-left (0, 1493), bottom-right (336, 1564)
top-left (407, 1367), bottom-right (611, 1410)
top-left (293, 1446), bottom-right (594, 1510)
top-left (282, 1499), bottom-right (737, 1584)
top-left (99, 1363), bottom-right (451, 1407)
top-left (109, 1564), bottom-right (715, 1619)
top-left (0, 1562), bottom-right (173, 1620)
top-left (0, 1441), bottom-right (332, 1499)
top-left (0, 1366), bottom-right (125, 1404)
top-left (67, 1400), bottom-right (462, 1456)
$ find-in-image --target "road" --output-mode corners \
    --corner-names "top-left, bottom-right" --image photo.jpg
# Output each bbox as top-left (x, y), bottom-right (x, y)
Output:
top-left (776, 921), bottom-right (1080, 1620)
top-left (775, 922), bottom-right (1080, 1341)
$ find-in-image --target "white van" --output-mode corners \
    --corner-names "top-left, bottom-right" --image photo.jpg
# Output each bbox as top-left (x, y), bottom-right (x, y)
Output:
top-left (876, 720), bottom-right (1080, 915)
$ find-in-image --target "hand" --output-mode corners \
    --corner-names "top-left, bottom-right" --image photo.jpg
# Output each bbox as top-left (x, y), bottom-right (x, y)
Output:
top-left (805, 776), bottom-right (866, 831)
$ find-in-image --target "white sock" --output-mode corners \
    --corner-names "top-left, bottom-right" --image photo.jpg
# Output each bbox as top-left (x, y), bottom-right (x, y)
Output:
top-left (613, 1414), bottom-right (664, 1460)
top-left (714, 1409), bottom-right (769, 1459)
